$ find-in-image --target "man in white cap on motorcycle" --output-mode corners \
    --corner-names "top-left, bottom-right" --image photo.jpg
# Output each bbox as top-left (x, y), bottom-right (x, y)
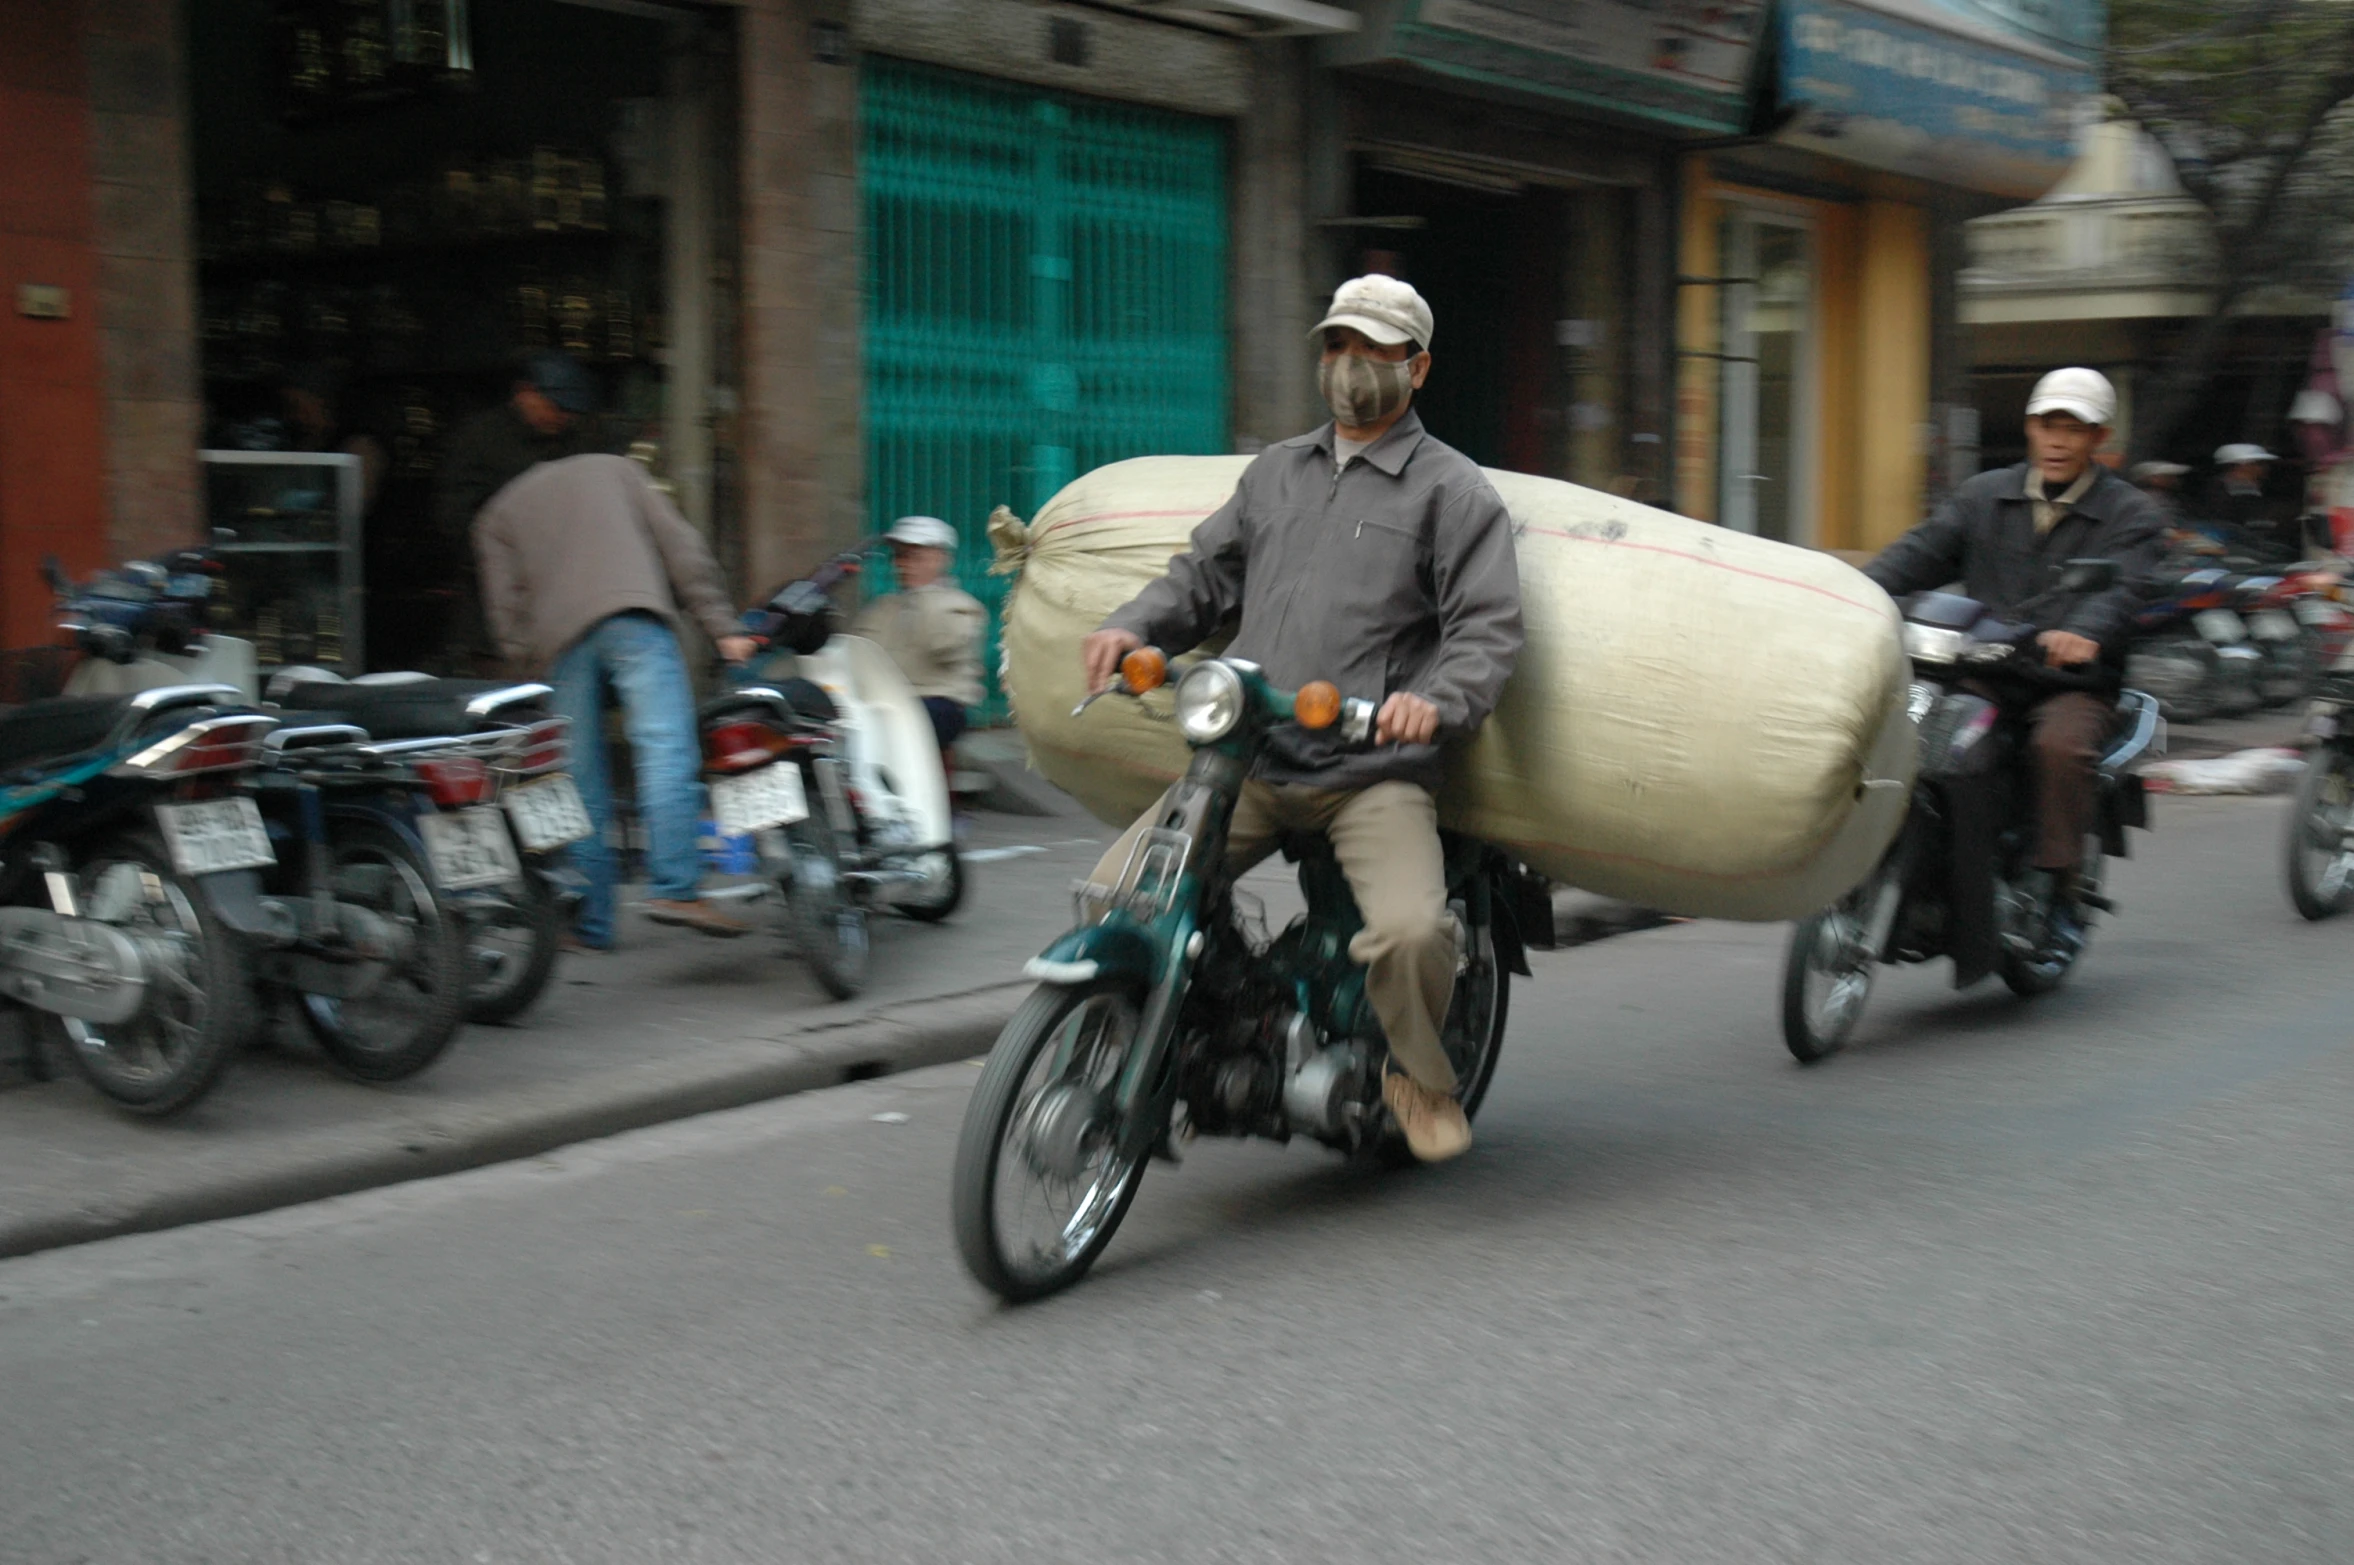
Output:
top-left (1864, 366), bottom-right (2162, 950)
top-left (853, 514), bottom-right (987, 753)
top-left (1081, 275), bottom-right (1524, 1163)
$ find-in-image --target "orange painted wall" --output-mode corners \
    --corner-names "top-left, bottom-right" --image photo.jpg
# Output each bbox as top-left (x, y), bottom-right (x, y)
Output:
top-left (0, 0), bottom-right (109, 650)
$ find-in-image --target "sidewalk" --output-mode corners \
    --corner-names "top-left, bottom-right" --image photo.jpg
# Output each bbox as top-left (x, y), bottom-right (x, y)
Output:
top-left (0, 790), bottom-right (1120, 1259)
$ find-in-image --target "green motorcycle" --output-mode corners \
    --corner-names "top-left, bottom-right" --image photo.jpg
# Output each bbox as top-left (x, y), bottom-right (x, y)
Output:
top-left (951, 649), bottom-right (1543, 1301)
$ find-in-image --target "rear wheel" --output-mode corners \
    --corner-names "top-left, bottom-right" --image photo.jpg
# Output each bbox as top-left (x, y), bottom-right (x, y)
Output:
top-left (1999, 839), bottom-right (2102, 997)
top-left (2128, 638), bottom-right (2222, 726)
top-left (1370, 904), bottom-right (1510, 1166)
top-left (2260, 630), bottom-right (2319, 708)
top-left (1780, 863), bottom-right (1889, 1063)
top-left (2285, 746), bottom-right (2354, 920)
top-left (298, 820), bottom-right (469, 1081)
top-left (52, 836), bottom-right (252, 1116)
top-left (785, 810), bottom-right (869, 1000)
top-left (952, 979), bottom-right (1151, 1302)
top-left (462, 866), bottom-right (562, 1025)
top-left (896, 848), bottom-right (965, 924)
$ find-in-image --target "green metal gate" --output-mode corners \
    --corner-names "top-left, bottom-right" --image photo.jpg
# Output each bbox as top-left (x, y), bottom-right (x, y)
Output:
top-left (861, 57), bottom-right (1230, 721)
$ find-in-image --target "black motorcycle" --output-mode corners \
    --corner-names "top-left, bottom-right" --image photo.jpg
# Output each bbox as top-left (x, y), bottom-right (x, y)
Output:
top-left (950, 649), bottom-right (1545, 1301)
top-left (2284, 655), bottom-right (2354, 920)
top-left (1780, 562), bottom-right (2162, 1062)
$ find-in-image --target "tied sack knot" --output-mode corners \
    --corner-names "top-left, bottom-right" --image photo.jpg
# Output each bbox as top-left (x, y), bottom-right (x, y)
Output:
top-left (987, 505), bottom-right (1031, 578)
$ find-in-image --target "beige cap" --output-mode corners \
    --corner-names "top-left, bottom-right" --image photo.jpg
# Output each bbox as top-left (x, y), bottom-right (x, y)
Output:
top-left (1310, 275), bottom-right (1435, 351)
top-left (2025, 366), bottom-right (2116, 426)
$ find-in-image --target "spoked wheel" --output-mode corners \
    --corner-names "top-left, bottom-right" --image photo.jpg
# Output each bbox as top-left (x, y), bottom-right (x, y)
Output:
top-left (461, 867), bottom-right (563, 1025)
top-left (1371, 905), bottom-right (1510, 1165)
top-left (2128, 638), bottom-right (2223, 727)
top-left (952, 979), bottom-right (1152, 1302)
top-left (896, 847), bottom-right (965, 924)
top-left (298, 820), bottom-right (469, 1081)
top-left (784, 811), bottom-right (869, 1000)
top-left (2285, 747), bottom-right (2354, 920)
top-left (1780, 863), bottom-right (1889, 1063)
top-left (2260, 632), bottom-right (2319, 708)
top-left (53, 837), bottom-right (252, 1116)
top-left (1999, 838), bottom-right (2103, 998)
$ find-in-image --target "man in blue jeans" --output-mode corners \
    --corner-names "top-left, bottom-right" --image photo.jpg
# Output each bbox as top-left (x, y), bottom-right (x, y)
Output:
top-left (474, 453), bottom-right (757, 947)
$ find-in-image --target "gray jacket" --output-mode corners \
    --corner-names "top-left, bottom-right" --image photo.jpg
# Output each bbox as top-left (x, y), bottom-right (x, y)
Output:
top-left (1865, 461), bottom-right (2164, 667)
top-left (1101, 410), bottom-right (1523, 790)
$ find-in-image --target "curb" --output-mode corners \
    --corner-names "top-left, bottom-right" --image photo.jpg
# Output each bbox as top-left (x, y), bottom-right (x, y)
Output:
top-left (0, 981), bottom-right (1028, 1261)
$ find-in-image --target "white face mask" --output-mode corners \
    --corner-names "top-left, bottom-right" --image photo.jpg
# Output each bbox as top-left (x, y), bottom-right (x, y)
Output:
top-left (1319, 351), bottom-right (1416, 428)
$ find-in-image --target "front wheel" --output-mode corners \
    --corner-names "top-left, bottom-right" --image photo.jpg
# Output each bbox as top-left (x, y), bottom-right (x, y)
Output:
top-left (1780, 864), bottom-right (1888, 1063)
top-left (2285, 746), bottom-right (2354, 920)
top-left (298, 819), bottom-right (469, 1081)
top-left (951, 979), bottom-right (1152, 1302)
top-left (784, 810), bottom-right (869, 1000)
top-left (896, 848), bottom-right (965, 924)
top-left (52, 836), bottom-right (253, 1116)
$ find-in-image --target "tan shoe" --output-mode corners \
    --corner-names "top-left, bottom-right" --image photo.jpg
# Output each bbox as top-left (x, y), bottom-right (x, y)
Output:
top-left (1383, 1070), bottom-right (1472, 1163)
top-left (644, 898), bottom-right (750, 938)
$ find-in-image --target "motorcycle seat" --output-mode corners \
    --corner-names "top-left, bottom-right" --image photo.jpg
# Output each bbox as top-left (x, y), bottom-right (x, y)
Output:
top-left (0, 695), bottom-right (134, 773)
top-left (272, 679), bottom-right (547, 740)
top-left (701, 679), bottom-right (837, 728)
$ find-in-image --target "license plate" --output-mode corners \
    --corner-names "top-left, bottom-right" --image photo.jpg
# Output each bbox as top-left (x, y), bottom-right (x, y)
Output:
top-left (155, 798), bottom-right (274, 876)
top-left (419, 807), bottom-right (523, 890)
top-left (2249, 609), bottom-right (2300, 640)
top-left (2296, 597), bottom-right (2341, 626)
top-left (503, 773), bottom-right (592, 852)
top-left (2194, 608), bottom-right (2248, 644)
top-left (709, 762), bottom-right (808, 835)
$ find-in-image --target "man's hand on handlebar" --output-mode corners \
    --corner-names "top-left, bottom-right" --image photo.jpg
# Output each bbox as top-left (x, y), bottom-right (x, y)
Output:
top-left (1082, 628), bottom-right (1144, 693)
top-left (2038, 630), bottom-right (2100, 669)
top-left (717, 635), bottom-right (759, 665)
top-left (1375, 691), bottom-right (1440, 746)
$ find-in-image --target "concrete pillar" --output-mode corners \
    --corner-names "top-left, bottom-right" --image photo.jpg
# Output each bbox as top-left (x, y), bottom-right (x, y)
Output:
top-left (1231, 39), bottom-right (1314, 447)
top-left (738, 0), bottom-right (863, 595)
top-left (86, 0), bottom-right (201, 567)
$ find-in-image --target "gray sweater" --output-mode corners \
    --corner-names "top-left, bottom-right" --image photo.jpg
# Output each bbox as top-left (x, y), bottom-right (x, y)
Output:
top-left (473, 454), bottom-right (740, 675)
top-left (1103, 411), bottom-right (1523, 790)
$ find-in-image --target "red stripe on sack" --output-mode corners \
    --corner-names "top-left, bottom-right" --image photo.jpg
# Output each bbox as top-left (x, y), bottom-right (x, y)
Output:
top-left (1517, 524), bottom-right (1891, 617)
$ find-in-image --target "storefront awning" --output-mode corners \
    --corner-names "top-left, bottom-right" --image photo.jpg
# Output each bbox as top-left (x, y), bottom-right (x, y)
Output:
top-left (1323, 0), bottom-right (1773, 136)
top-left (1772, 0), bottom-right (2100, 199)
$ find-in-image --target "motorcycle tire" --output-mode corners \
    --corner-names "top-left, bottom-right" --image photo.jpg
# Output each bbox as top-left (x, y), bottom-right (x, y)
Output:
top-left (462, 867), bottom-right (563, 1025)
top-left (51, 833), bottom-right (252, 1117)
top-left (785, 811), bottom-right (869, 1000)
top-left (2285, 746), bottom-right (2354, 920)
top-left (1370, 907), bottom-right (1511, 1168)
top-left (1999, 843), bottom-right (2102, 998)
top-left (2259, 633), bottom-right (2319, 709)
top-left (896, 847), bottom-right (966, 924)
top-left (297, 819), bottom-right (469, 1082)
top-left (951, 976), bottom-right (1152, 1302)
top-left (2128, 638), bottom-right (2222, 727)
top-left (1780, 863), bottom-right (1887, 1063)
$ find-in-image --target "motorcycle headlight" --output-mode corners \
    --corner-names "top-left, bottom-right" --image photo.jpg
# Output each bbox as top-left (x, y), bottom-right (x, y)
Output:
top-left (1903, 623), bottom-right (1969, 665)
top-left (1173, 661), bottom-right (1244, 744)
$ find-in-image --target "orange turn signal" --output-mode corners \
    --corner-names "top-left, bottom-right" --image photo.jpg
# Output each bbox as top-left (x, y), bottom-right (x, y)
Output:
top-left (1120, 646), bottom-right (1168, 694)
top-left (1294, 681), bottom-right (1341, 730)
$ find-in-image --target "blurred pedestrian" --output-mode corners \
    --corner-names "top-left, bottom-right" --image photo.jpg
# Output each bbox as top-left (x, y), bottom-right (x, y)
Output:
top-left (852, 515), bottom-right (986, 752)
top-left (2205, 443), bottom-right (2294, 557)
top-left (474, 453), bottom-right (757, 950)
top-left (433, 352), bottom-right (603, 669)
top-left (2130, 460), bottom-right (2206, 553)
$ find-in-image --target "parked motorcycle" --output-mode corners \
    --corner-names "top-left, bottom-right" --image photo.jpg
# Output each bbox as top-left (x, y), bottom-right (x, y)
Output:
top-left (2284, 654), bottom-right (2354, 919)
top-left (268, 673), bottom-right (589, 1025)
top-left (1781, 563), bottom-right (2162, 1062)
top-left (0, 684), bottom-right (281, 1114)
top-left (2127, 565), bottom-right (2261, 724)
top-left (2232, 572), bottom-right (2322, 708)
top-left (698, 554), bottom-right (965, 999)
top-left (949, 648), bottom-right (1543, 1301)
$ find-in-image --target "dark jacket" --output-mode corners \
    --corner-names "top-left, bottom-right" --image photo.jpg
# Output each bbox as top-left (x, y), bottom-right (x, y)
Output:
top-left (1101, 409), bottom-right (1523, 791)
top-left (1865, 461), bottom-right (2163, 665)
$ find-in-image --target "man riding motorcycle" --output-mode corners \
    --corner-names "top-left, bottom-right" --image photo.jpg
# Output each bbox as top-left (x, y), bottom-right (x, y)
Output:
top-left (1863, 366), bottom-right (2162, 948)
top-left (1080, 275), bottom-right (1523, 1163)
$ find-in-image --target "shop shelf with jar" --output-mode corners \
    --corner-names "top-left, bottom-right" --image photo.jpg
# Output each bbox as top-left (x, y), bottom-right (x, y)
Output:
top-left (200, 451), bottom-right (365, 674)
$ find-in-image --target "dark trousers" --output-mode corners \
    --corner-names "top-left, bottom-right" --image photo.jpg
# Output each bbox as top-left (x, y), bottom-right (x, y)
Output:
top-left (921, 696), bottom-right (968, 751)
top-left (2026, 691), bottom-right (2112, 872)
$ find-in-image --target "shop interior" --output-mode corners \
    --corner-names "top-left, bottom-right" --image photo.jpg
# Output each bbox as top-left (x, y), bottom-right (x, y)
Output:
top-left (186, 0), bottom-right (728, 674)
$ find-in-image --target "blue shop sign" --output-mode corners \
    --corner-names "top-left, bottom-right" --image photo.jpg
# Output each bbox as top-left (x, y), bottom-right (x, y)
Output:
top-left (1779, 0), bottom-right (2100, 197)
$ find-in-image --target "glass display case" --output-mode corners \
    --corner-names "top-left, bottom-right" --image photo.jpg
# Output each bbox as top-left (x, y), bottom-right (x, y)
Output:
top-left (200, 450), bottom-right (364, 672)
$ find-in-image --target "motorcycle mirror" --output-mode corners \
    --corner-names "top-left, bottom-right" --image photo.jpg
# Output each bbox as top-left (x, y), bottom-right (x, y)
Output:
top-left (2059, 558), bottom-right (2118, 593)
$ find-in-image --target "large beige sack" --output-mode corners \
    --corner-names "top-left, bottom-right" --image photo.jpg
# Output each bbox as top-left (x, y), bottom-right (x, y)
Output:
top-left (994, 456), bottom-right (1914, 922)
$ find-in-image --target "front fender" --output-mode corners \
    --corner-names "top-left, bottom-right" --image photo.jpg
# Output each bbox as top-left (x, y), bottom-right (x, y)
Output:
top-left (1022, 918), bottom-right (1162, 987)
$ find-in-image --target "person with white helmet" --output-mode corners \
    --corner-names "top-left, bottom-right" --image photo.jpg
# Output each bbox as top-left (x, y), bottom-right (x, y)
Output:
top-left (1863, 366), bottom-right (2164, 951)
top-left (852, 515), bottom-right (988, 751)
top-left (2204, 442), bottom-right (2294, 557)
top-left (1079, 274), bottom-right (1524, 1163)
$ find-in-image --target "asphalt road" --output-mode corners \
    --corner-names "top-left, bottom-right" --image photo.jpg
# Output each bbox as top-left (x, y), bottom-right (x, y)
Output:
top-left (4, 793), bottom-right (2350, 1564)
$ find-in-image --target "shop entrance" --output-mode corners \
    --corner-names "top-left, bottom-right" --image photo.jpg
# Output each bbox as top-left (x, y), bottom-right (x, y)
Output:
top-left (860, 57), bottom-right (1229, 721)
top-left (1717, 208), bottom-right (1815, 544)
top-left (187, 0), bottom-right (722, 673)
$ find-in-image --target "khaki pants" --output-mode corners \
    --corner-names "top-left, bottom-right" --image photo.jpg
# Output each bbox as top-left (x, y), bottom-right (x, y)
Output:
top-left (1091, 779), bottom-right (1458, 1093)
